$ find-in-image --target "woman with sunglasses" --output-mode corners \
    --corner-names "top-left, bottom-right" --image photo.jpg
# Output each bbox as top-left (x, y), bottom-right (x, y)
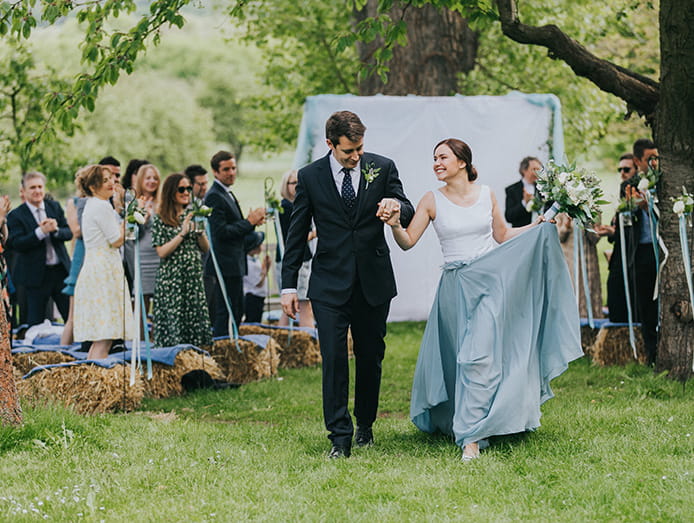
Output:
top-left (151, 174), bottom-right (212, 348)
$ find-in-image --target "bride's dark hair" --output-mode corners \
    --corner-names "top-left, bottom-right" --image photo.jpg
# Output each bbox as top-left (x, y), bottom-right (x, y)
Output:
top-left (434, 138), bottom-right (478, 181)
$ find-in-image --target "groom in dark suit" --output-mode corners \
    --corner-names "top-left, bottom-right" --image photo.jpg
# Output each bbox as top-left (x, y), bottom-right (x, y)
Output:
top-left (281, 111), bottom-right (414, 458)
top-left (205, 151), bottom-right (266, 335)
top-left (7, 172), bottom-right (72, 326)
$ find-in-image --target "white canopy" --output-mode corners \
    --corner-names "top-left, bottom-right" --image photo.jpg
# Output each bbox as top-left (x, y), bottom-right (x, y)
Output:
top-left (293, 93), bottom-right (565, 321)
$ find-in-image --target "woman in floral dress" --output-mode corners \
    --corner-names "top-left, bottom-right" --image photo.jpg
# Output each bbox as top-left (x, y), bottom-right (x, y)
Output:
top-left (152, 173), bottom-right (212, 348)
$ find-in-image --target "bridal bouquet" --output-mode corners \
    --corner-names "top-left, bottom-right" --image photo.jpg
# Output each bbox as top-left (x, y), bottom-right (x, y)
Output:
top-left (536, 161), bottom-right (607, 228)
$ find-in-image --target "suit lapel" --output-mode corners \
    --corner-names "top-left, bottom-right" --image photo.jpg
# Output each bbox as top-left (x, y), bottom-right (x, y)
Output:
top-left (316, 155), bottom-right (351, 221)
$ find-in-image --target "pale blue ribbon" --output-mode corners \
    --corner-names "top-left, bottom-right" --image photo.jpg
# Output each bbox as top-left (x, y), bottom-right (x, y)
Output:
top-left (133, 225), bottom-right (152, 380)
top-left (618, 213), bottom-right (637, 359)
top-left (574, 221), bottom-right (594, 328)
top-left (205, 218), bottom-right (240, 350)
top-left (678, 214), bottom-right (694, 371)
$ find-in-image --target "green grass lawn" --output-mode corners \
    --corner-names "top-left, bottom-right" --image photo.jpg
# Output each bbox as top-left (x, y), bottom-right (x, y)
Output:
top-left (2, 322), bottom-right (692, 521)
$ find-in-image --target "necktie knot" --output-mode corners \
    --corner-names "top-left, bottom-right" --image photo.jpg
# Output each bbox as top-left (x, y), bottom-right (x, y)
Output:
top-left (341, 168), bottom-right (356, 208)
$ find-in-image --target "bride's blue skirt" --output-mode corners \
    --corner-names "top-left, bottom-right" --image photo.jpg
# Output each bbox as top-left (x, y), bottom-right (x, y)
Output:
top-left (410, 223), bottom-right (583, 448)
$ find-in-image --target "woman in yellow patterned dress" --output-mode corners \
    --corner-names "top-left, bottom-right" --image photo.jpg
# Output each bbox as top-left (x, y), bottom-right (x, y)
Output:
top-left (73, 165), bottom-right (134, 359)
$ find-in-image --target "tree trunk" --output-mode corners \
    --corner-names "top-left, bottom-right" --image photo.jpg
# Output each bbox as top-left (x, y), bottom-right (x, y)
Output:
top-left (0, 302), bottom-right (22, 426)
top-left (652, 0), bottom-right (694, 381)
top-left (356, 1), bottom-right (478, 96)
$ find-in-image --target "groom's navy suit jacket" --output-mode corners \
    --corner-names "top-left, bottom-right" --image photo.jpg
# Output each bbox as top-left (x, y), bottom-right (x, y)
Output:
top-left (282, 152), bottom-right (414, 307)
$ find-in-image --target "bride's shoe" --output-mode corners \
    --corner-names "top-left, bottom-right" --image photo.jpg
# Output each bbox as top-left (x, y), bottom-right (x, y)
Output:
top-left (461, 442), bottom-right (480, 462)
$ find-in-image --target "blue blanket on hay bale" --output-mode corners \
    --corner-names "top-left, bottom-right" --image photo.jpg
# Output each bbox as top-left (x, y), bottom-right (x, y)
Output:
top-left (579, 318), bottom-right (641, 328)
top-left (15, 344), bottom-right (211, 379)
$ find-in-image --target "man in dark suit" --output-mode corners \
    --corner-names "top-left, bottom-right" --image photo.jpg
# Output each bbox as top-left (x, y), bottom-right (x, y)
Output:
top-left (204, 151), bottom-right (266, 336)
top-left (504, 156), bottom-right (543, 227)
top-left (7, 172), bottom-right (72, 326)
top-left (281, 111), bottom-right (414, 458)
top-left (608, 139), bottom-right (659, 365)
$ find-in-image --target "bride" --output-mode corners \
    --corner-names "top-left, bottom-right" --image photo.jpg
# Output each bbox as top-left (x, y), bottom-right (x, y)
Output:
top-left (382, 138), bottom-right (582, 461)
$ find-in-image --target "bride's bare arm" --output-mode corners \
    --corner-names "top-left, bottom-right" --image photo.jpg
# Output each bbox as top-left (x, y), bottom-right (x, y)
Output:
top-left (386, 191), bottom-right (435, 250)
top-left (491, 191), bottom-right (542, 243)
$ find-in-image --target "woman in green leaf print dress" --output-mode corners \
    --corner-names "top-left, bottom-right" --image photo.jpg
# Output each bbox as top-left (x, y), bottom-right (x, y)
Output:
top-left (152, 173), bottom-right (212, 348)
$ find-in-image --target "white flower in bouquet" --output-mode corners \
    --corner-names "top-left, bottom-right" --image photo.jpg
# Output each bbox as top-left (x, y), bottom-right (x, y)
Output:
top-left (637, 177), bottom-right (650, 192)
top-left (132, 210), bottom-right (146, 225)
top-left (536, 160), bottom-right (607, 227)
top-left (671, 186), bottom-right (694, 216)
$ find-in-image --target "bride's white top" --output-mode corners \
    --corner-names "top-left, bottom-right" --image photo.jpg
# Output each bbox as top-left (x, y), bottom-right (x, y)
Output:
top-left (431, 184), bottom-right (497, 264)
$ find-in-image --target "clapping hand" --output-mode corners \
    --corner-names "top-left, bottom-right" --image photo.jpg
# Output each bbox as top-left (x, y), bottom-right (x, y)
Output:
top-left (0, 195), bottom-right (11, 218)
top-left (180, 212), bottom-right (194, 235)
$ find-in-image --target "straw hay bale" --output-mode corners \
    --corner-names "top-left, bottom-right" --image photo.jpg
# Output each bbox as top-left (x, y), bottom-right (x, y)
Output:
top-left (209, 337), bottom-right (280, 384)
top-left (16, 362), bottom-right (143, 414)
top-left (239, 325), bottom-right (321, 368)
top-left (580, 325), bottom-right (599, 354)
top-left (143, 349), bottom-right (225, 399)
top-left (12, 350), bottom-right (75, 376)
top-left (590, 326), bottom-right (647, 365)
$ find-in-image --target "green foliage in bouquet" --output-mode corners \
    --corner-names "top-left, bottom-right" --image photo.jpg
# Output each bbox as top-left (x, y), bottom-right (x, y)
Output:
top-left (190, 198), bottom-right (212, 217)
top-left (125, 191), bottom-right (145, 225)
top-left (264, 177), bottom-right (284, 215)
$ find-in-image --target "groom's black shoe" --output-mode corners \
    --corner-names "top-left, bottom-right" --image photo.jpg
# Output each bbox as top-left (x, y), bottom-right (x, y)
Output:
top-left (355, 426), bottom-right (374, 447)
top-left (328, 445), bottom-right (351, 459)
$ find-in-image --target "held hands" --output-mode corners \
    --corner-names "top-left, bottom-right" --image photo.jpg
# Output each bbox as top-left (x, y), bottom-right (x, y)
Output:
top-left (281, 292), bottom-right (299, 320)
top-left (376, 198), bottom-right (401, 224)
top-left (248, 207), bottom-right (267, 226)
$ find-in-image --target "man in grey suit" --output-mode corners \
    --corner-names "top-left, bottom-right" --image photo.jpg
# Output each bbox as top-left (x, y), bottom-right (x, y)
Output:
top-left (204, 151), bottom-right (265, 336)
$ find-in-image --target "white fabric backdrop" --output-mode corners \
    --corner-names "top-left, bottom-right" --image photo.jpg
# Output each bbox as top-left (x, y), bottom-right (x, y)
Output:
top-left (293, 93), bottom-right (565, 321)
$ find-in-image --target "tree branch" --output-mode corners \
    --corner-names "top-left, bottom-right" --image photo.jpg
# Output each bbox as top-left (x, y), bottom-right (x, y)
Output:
top-left (495, 0), bottom-right (659, 121)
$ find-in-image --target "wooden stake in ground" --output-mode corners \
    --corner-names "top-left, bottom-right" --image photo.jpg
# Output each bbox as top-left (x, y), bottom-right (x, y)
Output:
top-left (0, 305), bottom-right (22, 426)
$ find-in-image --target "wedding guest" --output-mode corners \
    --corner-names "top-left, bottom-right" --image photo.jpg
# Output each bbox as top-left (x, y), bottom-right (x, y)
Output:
top-left (99, 156), bottom-right (124, 215)
top-left (281, 111), bottom-right (414, 458)
top-left (277, 169), bottom-right (315, 328)
top-left (124, 163), bottom-right (161, 317)
top-left (205, 150), bottom-right (266, 335)
top-left (243, 232), bottom-right (270, 323)
top-left (504, 156), bottom-right (543, 227)
top-left (152, 174), bottom-right (212, 348)
top-left (73, 165), bottom-right (133, 359)
top-left (596, 153), bottom-right (637, 322)
top-left (60, 167), bottom-right (89, 346)
top-left (122, 158), bottom-right (149, 191)
top-left (0, 195), bottom-right (12, 325)
top-left (185, 163), bottom-right (214, 317)
top-left (7, 172), bottom-right (72, 326)
top-left (613, 139), bottom-right (659, 365)
top-left (184, 164), bottom-right (209, 200)
top-left (384, 138), bottom-right (581, 461)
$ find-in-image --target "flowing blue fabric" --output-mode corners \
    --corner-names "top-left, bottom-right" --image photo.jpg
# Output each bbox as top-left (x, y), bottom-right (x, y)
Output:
top-left (410, 223), bottom-right (583, 447)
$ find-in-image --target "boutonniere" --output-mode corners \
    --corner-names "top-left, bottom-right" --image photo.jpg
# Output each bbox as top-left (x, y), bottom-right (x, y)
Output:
top-left (362, 162), bottom-right (382, 190)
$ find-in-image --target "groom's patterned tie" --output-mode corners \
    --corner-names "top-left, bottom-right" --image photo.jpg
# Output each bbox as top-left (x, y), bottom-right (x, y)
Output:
top-left (341, 167), bottom-right (356, 208)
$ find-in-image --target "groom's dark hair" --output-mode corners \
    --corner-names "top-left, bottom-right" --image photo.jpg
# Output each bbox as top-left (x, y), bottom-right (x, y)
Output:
top-left (326, 111), bottom-right (366, 146)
